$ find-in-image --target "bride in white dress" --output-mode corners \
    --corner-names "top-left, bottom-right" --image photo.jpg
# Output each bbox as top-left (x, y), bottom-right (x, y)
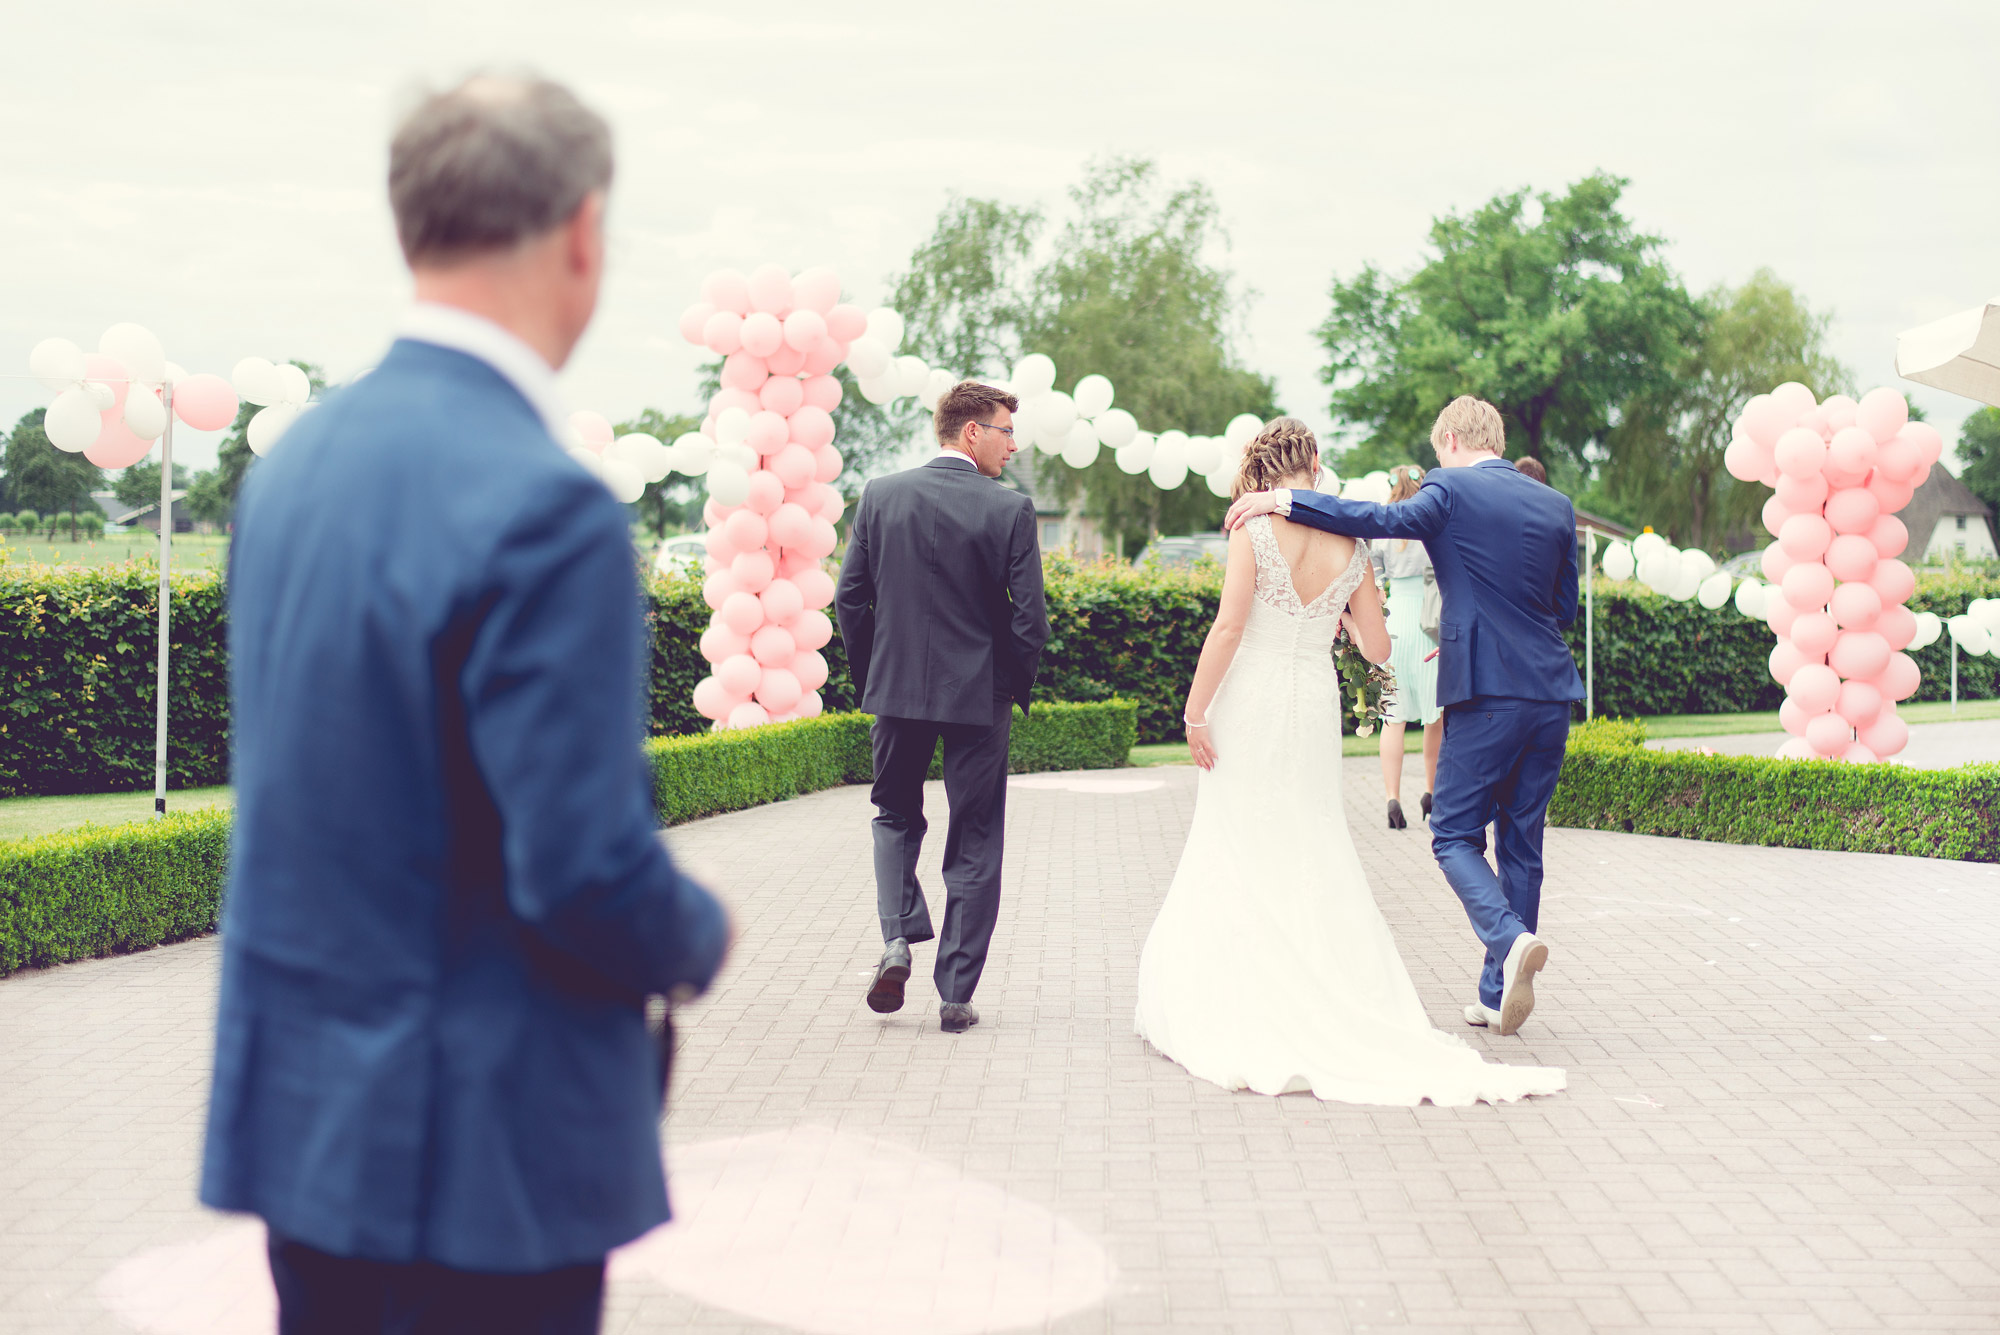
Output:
top-left (1134, 419), bottom-right (1565, 1106)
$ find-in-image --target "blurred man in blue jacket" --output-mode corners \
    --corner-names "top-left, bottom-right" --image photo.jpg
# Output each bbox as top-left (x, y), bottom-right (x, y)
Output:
top-left (201, 74), bottom-right (729, 1335)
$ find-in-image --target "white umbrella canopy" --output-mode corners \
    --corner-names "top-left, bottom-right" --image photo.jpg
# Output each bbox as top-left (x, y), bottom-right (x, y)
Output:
top-left (1896, 296), bottom-right (2000, 406)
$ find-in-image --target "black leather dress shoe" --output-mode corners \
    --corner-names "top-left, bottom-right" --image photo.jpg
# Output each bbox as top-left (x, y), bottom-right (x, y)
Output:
top-left (867, 938), bottom-right (911, 1014)
top-left (1387, 799), bottom-right (1406, 830)
top-left (939, 1002), bottom-right (979, 1033)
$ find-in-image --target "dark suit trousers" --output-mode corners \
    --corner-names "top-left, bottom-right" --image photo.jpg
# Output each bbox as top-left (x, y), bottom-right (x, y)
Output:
top-left (267, 1233), bottom-right (605, 1335)
top-left (1429, 697), bottom-right (1572, 1009)
top-left (869, 710), bottom-right (1013, 1005)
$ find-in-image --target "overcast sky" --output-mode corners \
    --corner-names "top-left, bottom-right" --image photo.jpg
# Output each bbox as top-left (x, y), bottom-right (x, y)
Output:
top-left (4, 0), bottom-right (1995, 478)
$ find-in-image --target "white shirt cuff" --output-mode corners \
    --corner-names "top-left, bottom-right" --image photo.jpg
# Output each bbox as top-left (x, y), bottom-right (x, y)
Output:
top-left (1273, 488), bottom-right (1293, 516)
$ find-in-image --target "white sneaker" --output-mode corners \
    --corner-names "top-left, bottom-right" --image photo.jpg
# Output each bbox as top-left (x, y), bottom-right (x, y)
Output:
top-left (1497, 933), bottom-right (1549, 1036)
top-left (1463, 1003), bottom-right (1503, 1027)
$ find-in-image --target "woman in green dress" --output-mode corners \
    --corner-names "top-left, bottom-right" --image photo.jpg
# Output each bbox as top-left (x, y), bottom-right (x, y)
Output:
top-left (1372, 465), bottom-right (1443, 828)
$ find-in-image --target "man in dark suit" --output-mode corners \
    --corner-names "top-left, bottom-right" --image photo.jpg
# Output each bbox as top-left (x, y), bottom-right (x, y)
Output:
top-left (835, 381), bottom-right (1050, 1033)
top-left (201, 75), bottom-right (729, 1335)
top-left (1226, 396), bottom-right (1583, 1037)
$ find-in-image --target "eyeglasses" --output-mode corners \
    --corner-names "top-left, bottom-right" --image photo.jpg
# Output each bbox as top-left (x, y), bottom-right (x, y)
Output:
top-left (974, 421), bottom-right (1015, 438)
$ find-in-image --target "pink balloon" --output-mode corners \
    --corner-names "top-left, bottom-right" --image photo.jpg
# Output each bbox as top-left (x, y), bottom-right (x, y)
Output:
top-left (692, 675), bottom-right (739, 721)
top-left (1774, 426), bottom-right (1826, 478)
top-left (717, 653), bottom-right (762, 696)
top-left (790, 648), bottom-right (829, 692)
top-left (765, 343), bottom-right (808, 377)
top-left (783, 309), bottom-right (828, 352)
top-left (767, 501), bottom-right (814, 550)
top-left (1866, 513), bottom-right (1908, 559)
top-left (740, 312), bottom-right (784, 359)
top-left (1781, 561), bottom-right (1835, 610)
top-left (1835, 678), bottom-right (1882, 729)
top-left (703, 524), bottom-right (739, 563)
top-left (1856, 387), bottom-right (1908, 444)
top-left (755, 666), bottom-right (803, 714)
top-left (750, 622), bottom-right (797, 667)
top-left (747, 263), bottom-right (794, 316)
top-left (1759, 495), bottom-right (1791, 540)
top-left (791, 608), bottom-right (833, 651)
top-left (1723, 434), bottom-right (1771, 483)
top-left (1823, 485), bottom-right (1880, 535)
top-left (170, 373), bottom-right (239, 431)
top-left (1773, 472), bottom-right (1829, 514)
top-left (1822, 395), bottom-right (1859, 433)
top-left (797, 689), bottom-right (824, 719)
top-left (802, 337), bottom-right (846, 378)
top-left (1778, 512), bottom-right (1832, 561)
top-left (1800, 406), bottom-right (1834, 439)
top-left (759, 375), bottom-right (805, 418)
top-left (727, 700), bottom-right (771, 730)
top-left (720, 351), bottom-right (768, 393)
top-left (1840, 739), bottom-right (1880, 765)
top-left (812, 444), bottom-right (844, 485)
top-left (1791, 610), bottom-right (1838, 655)
top-left (1875, 651), bottom-right (1920, 702)
top-left (1875, 604), bottom-right (1917, 652)
top-left (1868, 557), bottom-right (1914, 606)
top-left (1824, 533), bottom-right (1878, 584)
top-left (1873, 435), bottom-right (1920, 483)
top-left (709, 388), bottom-right (760, 420)
top-left (703, 498), bottom-right (731, 528)
top-left (1766, 596), bottom-right (1803, 637)
top-left (801, 375), bottom-right (843, 414)
top-left (1760, 543), bottom-right (1797, 584)
top-left (699, 623), bottom-right (750, 664)
top-left (794, 564), bottom-right (836, 609)
top-left (702, 269), bottom-right (752, 315)
top-left (1867, 473), bottom-right (1915, 514)
top-left (802, 517), bottom-right (839, 561)
top-left (787, 405), bottom-right (835, 450)
top-left (771, 443), bottom-right (816, 491)
top-left (1778, 697), bottom-right (1810, 736)
top-left (826, 303), bottom-right (868, 343)
top-left (759, 577), bottom-right (804, 625)
top-left (1803, 711), bottom-right (1852, 757)
top-left (746, 411), bottom-right (790, 456)
top-left (1788, 661), bottom-right (1841, 712)
top-left (792, 267), bottom-right (841, 315)
top-left (679, 302), bottom-right (716, 344)
top-left (745, 470), bottom-right (785, 515)
top-left (720, 591), bottom-right (766, 637)
top-left (732, 548), bottom-right (776, 593)
top-left (701, 568), bottom-right (739, 611)
top-left (1828, 582), bottom-right (1881, 630)
top-left (1829, 630), bottom-right (1891, 681)
top-left (83, 353), bottom-right (130, 409)
top-left (724, 508), bottom-right (768, 551)
top-left (1776, 737), bottom-right (1818, 761)
top-left (818, 484), bottom-right (846, 523)
top-left (703, 310), bottom-right (744, 356)
top-left (1770, 381), bottom-right (1818, 417)
top-left (1902, 421), bottom-right (1943, 467)
top-left (1858, 706), bottom-right (1908, 758)
top-left (85, 412), bottom-right (154, 468)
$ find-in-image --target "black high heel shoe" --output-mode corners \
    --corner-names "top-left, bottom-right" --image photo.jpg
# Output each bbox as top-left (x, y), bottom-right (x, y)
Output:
top-left (1420, 792), bottom-right (1433, 820)
top-left (1387, 799), bottom-right (1407, 830)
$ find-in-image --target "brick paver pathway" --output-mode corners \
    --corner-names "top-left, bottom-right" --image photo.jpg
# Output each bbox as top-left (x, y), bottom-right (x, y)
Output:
top-left (3, 754), bottom-right (1998, 1333)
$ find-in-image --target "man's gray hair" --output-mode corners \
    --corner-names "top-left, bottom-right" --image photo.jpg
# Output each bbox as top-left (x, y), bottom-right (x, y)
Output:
top-left (388, 74), bottom-right (613, 266)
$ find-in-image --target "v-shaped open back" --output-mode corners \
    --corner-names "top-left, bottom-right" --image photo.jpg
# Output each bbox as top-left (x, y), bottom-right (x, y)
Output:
top-left (1247, 516), bottom-right (1368, 617)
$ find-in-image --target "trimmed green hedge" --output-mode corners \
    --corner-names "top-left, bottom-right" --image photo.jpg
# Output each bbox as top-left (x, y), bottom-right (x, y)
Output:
top-left (0, 809), bottom-right (231, 975)
top-left (1550, 717), bottom-right (2000, 862)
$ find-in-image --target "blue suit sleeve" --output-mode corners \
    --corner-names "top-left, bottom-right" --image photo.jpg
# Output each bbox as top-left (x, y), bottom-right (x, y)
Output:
top-left (1555, 505), bottom-right (1581, 627)
top-left (463, 477), bottom-right (727, 998)
top-left (1286, 483), bottom-right (1449, 540)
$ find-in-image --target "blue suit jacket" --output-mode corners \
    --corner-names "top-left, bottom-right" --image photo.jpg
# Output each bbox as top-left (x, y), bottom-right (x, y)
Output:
top-left (1285, 458), bottom-right (1584, 707)
top-left (200, 340), bottom-right (727, 1272)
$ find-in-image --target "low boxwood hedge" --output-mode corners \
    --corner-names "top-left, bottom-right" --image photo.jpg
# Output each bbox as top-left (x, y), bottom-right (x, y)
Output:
top-left (0, 700), bottom-right (1137, 976)
top-left (1550, 717), bottom-right (2000, 862)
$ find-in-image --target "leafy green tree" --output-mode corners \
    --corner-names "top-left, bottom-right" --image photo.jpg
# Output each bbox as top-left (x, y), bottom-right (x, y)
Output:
top-left (114, 459), bottom-right (192, 509)
top-left (1957, 406), bottom-right (2000, 518)
top-left (615, 407), bottom-right (704, 536)
top-left (1602, 270), bottom-right (1849, 550)
top-left (1318, 172), bottom-right (1702, 473)
top-left (1, 410), bottom-right (104, 534)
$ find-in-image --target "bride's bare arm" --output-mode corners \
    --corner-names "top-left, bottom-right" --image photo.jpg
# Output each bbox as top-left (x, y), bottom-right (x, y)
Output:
top-left (1343, 568), bottom-right (1393, 664)
top-left (1181, 526), bottom-right (1256, 767)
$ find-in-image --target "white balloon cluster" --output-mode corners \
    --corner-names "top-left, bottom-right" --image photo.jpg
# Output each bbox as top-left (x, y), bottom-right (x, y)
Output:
top-left (1600, 532), bottom-right (1735, 607)
top-left (231, 358), bottom-right (314, 456)
top-left (28, 325), bottom-right (233, 467)
top-left (1948, 598), bottom-right (2000, 657)
top-left (558, 410), bottom-right (680, 505)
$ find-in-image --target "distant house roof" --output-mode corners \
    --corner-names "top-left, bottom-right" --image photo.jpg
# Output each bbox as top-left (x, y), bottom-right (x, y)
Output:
top-left (90, 489), bottom-right (187, 526)
top-left (1901, 465), bottom-right (1994, 555)
top-left (1574, 509), bottom-right (1632, 541)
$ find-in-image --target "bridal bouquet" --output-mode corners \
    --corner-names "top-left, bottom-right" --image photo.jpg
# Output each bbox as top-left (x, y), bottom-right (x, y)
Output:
top-left (1334, 631), bottom-right (1397, 737)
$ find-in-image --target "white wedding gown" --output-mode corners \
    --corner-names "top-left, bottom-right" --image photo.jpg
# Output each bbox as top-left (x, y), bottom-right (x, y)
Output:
top-left (1134, 517), bottom-right (1566, 1106)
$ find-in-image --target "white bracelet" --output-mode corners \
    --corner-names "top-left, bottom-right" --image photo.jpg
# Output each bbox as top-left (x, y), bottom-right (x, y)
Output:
top-left (1183, 716), bottom-right (1209, 728)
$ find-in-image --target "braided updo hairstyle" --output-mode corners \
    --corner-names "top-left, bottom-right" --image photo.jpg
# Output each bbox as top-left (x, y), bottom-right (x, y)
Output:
top-left (1231, 416), bottom-right (1321, 501)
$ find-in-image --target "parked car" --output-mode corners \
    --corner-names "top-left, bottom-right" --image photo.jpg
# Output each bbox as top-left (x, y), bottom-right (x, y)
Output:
top-left (1136, 532), bottom-right (1230, 569)
top-left (654, 534), bottom-right (708, 574)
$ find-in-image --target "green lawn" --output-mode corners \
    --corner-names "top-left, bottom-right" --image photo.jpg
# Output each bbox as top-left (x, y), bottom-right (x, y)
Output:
top-left (0, 786), bottom-right (234, 842)
top-left (0, 532), bottom-right (229, 570)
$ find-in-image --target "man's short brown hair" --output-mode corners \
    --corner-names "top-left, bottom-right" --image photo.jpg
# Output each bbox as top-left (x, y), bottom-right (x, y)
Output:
top-left (1430, 395), bottom-right (1506, 457)
top-left (1514, 457), bottom-right (1548, 484)
top-left (934, 381), bottom-right (1020, 449)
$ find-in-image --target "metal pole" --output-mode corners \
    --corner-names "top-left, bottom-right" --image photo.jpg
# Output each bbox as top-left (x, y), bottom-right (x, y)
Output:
top-left (152, 385), bottom-right (173, 819)
top-left (1951, 640), bottom-right (1958, 716)
top-left (1584, 529), bottom-right (1596, 720)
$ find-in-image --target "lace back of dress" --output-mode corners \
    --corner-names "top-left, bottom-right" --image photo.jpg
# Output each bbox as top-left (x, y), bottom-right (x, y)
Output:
top-left (1247, 516), bottom-right (1368, 619)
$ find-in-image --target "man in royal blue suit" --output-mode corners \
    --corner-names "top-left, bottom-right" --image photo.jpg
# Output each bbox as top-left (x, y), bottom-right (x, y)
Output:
top-left (1226, 396), bottom-right (1582, 1037)
top-left (201, 75), bottom-right (729, 1334)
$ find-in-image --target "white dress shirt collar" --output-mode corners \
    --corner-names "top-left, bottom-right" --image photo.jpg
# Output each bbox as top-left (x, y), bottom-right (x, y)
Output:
top-left (394, 302), bottom-right (569, 440)
top-left (934, 446), bottom-right (978, 468)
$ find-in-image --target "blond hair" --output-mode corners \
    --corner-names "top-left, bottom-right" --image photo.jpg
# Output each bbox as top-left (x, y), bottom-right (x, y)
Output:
top-left (1232, 417), bottom-right (1319, 500)
top-left (1430, 396), bottom-right (1505, 457)
top-left (1386, 464), bottom-right (1426, 503)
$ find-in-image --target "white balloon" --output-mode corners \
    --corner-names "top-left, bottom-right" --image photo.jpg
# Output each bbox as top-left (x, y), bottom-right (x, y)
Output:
top-left (99, 323), bottom-right (166, 386)
top-left (44, 387), bottom-right (101, 451)
top-left (1631, 531), bottom-right (1669, 562)
top-left (706, 457), bottom-right (750, 507)
top-left (1094, 407), bottom-right (1138, 450)
top-left (247, 402), bottom-right (300, 456)
top-left (1696, 570), bottom-right (1734, 610)
top-left (610, 432), bottom-right (670, 483)
top-left (672, 432), bottom-right (715, 476)
top-left (29, 337), bottom-right (85, 392)
top-left (1909, 610), bottom-right (1942, 651)
top-left (123, 386), bottom-right (167, 440)
top-left (857, 374), bottom-right (898, 406)
top-left (1970, 597), bottom-right (2000, 636)
top-left (599, 456), bottom-right (646, 504)
top-left (1115, 432), bottom-right (1155, 475)
top-left (1034, 390), bottom-right (1077, 442)
top-left (83, 365), bottom-right (121, 411)
top-left (846, 335), bottom-right (890, 381)
top-left (1152, 430), bottom-right (1188, 469)
top-left (1732, 578), bottom-right (1767, 619)
top-left (1224, 413), bottom-right (1264, 448)
top-left (233, 357), bottom-right (281, 407)
top-left (1205, 467), bottom-right (1234, 499)
top-left (864, 307), bottom-right (905, 352)
top-left (1185, 435), bottom-right (1223, 476)
top-left (1948, 614), bottom-right (1992, 656)
top-left (567, 445), bottom-right (605, 478)
top-left (1148, 449), bottom-right (1189, 492)
top-left (161, 361), bottom-right (189, 387)
top-left (715, 407), bottom-right (751, 444)
top-left (1072, 374), bottom-right (1114, 418)
top-left (722, 442), bottom-right (759, 471)
top-left (1060, 419), bottom-right (1100, 469)
top-left (1010, 353), bottom-right (1056, 399)
top-left (919, 367), bottom-right (957, 411)
top-left (275, 362), bottom-right (312, 406)
top-left (1680, 548), bottom-right (1717, 582)
top-left (1601, 542), bottom-right (1635, 581)
top-left (892, 355), bottom-right (928, 400)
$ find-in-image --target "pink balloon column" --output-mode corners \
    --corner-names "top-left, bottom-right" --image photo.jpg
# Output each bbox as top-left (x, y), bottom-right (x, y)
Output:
top-left (679, 265), bottom-right (853, 728)
top-left (1726, 383), bottom-right (1940, 762)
